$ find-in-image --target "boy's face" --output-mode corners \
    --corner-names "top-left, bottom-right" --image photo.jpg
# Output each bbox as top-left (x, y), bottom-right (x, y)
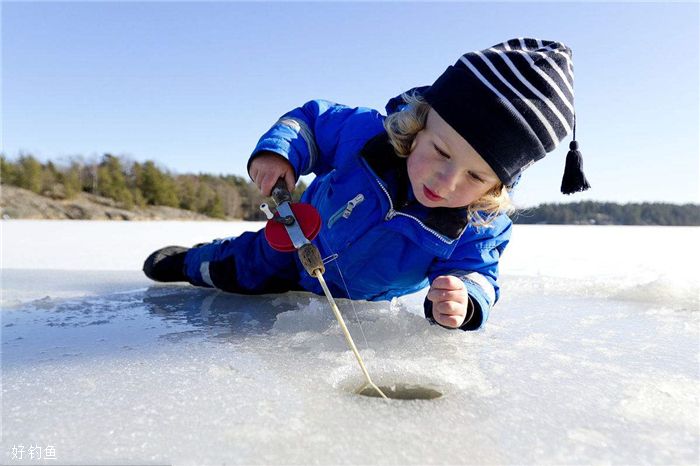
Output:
top-left (407, 109), bottom-right (500, 209)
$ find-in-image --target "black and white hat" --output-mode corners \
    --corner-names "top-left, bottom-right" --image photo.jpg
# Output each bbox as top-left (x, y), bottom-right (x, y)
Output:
top-left (423, 38), bottom-right (590, 194)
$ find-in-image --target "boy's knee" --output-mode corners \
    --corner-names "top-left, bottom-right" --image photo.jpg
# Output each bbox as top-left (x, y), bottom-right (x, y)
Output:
top-left (183, 240), bottom-right (232, 289)
top-left (183, 231), bottom-right (302, 295)
top-left (208, 255), bottom-right (242, 293)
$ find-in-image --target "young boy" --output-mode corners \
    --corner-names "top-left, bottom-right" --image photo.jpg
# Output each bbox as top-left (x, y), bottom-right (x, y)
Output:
top-left (143, 38), bottom-right (589, 331)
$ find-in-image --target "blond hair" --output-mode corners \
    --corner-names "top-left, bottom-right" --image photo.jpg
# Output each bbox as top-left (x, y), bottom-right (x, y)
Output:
top-left (383, 93), bottom-right (513, 227)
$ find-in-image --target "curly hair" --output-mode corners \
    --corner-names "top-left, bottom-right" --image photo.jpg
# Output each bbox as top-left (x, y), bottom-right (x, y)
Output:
top-left (383, 93), bottom-right (514, 227)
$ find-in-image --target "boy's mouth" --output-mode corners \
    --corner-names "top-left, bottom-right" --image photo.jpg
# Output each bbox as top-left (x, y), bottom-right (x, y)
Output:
top-left (422, 185), bottom-right (444, 202)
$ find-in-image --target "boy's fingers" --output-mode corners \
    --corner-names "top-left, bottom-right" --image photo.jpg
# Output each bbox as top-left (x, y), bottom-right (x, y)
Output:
top-left (284, 171), bottom-right (296, 194)
top-left (433, 315), bottom-right (464, 328)
top-left (248, 152), bottom-right (295, 196)
top-left (434, 300), bottom-right (467, 328)
top-left (250, 168), bottom-right (260, 188)
top-left (259, 174), bottom-right (269, 196)
top-left (261, 172), bottom-right (279, 196)
top-left (431, 275), bottom-right (464, 291)
top-left (427, 288), bottom-right (465, 304)
top-left (434, 300), bottom-right (466, 317)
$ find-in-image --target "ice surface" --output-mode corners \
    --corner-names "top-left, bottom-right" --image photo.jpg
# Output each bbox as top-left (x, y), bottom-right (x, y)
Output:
top-left (2, 221), bottom-right (699, 465)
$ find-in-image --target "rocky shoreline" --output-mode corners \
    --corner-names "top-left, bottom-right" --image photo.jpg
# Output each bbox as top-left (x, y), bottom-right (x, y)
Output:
top-left (1, 185), bottom-right (217, 220)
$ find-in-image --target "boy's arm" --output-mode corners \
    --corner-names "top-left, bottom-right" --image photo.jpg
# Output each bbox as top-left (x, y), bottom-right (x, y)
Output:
top-left (425, 216), bottom-right (512, 331)
top-left (247, 99), bottom-right (384, 184)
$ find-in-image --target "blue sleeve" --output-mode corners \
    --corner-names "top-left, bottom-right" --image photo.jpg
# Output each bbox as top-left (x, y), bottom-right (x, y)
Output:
top-left (424, 215), bottom-right (512, 331)
top-left (247, 100), bottom-right (385, 179)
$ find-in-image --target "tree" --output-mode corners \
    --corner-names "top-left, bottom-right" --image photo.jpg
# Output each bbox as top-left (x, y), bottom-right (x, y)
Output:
top-left (16, 155), bottom-right (43, 193)
top-left (202, 193), bottom-right (226, 219)
top-left (96, 154), bottom-right (134, 207)
top-left (0, 155), bottom-right (18, 185)
top-left (60, 162), bottom-right (83, 199)
top-left (136, 161), bottom-right (178, 207)
top-left (177, 176), bottom-right (198, 211)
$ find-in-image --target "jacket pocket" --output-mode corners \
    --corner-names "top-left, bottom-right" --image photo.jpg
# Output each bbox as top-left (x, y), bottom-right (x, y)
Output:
top-left (327, 193), bottom-right (365, 229)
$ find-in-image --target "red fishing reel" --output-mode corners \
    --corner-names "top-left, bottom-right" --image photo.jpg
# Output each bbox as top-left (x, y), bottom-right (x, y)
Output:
top-left (264, 202), bottom-right (321, 252)
top-left (261, 180), bottom-right (321, 253)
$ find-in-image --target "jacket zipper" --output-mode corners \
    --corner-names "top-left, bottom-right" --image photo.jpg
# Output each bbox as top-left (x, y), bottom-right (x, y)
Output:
top-left (327, 193), bottom-right (365, 229)
top-left (375, 178), bottom-right (455, 245)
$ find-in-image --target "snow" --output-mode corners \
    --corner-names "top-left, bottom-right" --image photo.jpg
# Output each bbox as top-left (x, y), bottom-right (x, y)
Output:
top-left (2, 220), bottom-right (699, 465)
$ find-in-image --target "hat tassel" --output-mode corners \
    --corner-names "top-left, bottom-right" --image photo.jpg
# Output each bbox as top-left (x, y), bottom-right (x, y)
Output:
top-left (560, 140), bottom-right (591, 194)
top-left (560, 121), bottom-right (591, 194)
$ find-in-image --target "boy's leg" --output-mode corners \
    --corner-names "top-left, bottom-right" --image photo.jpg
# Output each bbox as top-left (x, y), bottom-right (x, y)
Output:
top-left (183, 229), bottom-right (302, 295)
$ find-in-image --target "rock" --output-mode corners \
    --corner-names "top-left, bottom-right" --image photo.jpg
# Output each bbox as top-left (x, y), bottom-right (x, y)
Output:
top-left (0, 185), bottom-right (219, 221)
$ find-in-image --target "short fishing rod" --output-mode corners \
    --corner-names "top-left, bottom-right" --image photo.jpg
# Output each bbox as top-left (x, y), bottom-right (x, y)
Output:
top-left (260, 180), bottom-right (387, 400)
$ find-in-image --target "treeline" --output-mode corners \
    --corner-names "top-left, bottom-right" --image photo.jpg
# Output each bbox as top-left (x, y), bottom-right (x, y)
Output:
top-left (0, 154), bottom-right (305, 220)
top-left (1, 154), bottom-right (697, 225)
top-left (513, 201), bottom-right (700, 226)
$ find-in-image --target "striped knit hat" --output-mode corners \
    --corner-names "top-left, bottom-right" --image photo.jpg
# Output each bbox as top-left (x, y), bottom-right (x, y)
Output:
top-left (423, 38), bottom-right (590, 194)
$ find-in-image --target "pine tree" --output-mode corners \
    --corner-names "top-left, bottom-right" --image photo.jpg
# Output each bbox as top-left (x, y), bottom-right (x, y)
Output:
top-left (97, 154), bottom-right (134, 208)
top-left (17, 155), bottom-right (43, 193)
top-left (61, 163), bottom-right (83, 199)
top-left (0, 155), bottom-right (18, 185)
top-left (177, 176), bottom-right (198, 211)
top-left (136, 161), bottom-right (178, 207)
top-left (203, 193), bottom-right (226, 219)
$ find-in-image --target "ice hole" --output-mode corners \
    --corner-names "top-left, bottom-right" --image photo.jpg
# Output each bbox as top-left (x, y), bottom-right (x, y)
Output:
top-left (334, 366), bottom-right (448, 401)
top-left (356, 382), bottom-right (443, 400)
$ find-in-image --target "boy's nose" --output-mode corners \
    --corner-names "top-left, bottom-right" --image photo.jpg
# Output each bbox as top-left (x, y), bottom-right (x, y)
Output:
top-left (436, 168), bottom-right (460, 194)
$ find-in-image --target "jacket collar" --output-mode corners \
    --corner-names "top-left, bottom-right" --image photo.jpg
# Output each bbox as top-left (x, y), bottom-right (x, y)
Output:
top-left (360, 131), bottom-right (469, 240)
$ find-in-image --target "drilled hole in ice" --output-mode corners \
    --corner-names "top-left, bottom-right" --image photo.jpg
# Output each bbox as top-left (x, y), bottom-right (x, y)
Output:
top-left (356, 383), bottom-right (443, 400)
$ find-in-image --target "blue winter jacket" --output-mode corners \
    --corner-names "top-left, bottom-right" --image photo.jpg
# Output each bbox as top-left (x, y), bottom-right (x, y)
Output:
top-left (249, 96), bottom-right (512, 331)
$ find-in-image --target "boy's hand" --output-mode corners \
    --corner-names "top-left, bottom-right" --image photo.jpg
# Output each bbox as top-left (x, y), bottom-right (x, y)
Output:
top-left (249, 151), bottom-right (296, 196)
top-left (427, 275), bottom-right (470, 328)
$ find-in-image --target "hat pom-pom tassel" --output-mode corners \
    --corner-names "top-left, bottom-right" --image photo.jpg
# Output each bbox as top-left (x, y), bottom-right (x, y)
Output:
top-left (560, 140), bottom-right (591, 194)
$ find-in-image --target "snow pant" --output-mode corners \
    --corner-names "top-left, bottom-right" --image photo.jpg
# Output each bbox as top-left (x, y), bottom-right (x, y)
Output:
top-left (183, 229), bottom-right (304, 295)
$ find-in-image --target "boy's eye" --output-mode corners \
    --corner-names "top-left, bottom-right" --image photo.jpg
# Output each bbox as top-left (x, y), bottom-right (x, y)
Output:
top-left (469, 172), bottom-right (485, 183)
top-left (433, 144), bottom-right (450, 159)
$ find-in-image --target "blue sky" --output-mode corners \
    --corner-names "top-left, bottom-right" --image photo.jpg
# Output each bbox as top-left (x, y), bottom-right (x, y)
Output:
top-left (2, 1), bottom-right (698, 206)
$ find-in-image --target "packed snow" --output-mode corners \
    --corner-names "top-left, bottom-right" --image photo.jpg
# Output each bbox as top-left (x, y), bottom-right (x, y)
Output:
top-left (2, 220), bottom-right (698, 465)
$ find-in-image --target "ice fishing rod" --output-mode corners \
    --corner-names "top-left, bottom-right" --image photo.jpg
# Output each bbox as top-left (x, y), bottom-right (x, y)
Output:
top-left (260, 180), bottom-right (387, 400)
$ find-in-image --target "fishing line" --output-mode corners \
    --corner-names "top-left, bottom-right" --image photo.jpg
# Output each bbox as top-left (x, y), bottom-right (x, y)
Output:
top-left (321, 244), bottom-right (371, 352)
top-left (334, 261), bottom-right (371, 351)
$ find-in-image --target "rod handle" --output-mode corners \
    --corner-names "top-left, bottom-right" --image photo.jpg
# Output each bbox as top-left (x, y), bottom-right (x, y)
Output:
top-left (271, 179), bottom-right (292, 206)
top-left (298, 243), bottom-right (325, 276)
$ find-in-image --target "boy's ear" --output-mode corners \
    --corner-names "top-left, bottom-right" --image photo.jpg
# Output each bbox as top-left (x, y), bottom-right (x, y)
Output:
top-left (409, 138), bottom-right (418, 153)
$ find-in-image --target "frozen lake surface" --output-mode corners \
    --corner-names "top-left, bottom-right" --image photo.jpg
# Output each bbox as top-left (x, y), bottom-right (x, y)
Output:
top-left (2, 221), bottom-right (699, 465)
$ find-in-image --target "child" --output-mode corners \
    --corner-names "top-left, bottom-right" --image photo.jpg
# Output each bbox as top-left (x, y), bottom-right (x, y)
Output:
top-left (143, 38), bottom-right (589, 331)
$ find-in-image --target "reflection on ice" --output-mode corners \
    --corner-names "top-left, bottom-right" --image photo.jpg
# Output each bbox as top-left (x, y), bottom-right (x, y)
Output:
top-left (142, 286), bottom-right (304, 334)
